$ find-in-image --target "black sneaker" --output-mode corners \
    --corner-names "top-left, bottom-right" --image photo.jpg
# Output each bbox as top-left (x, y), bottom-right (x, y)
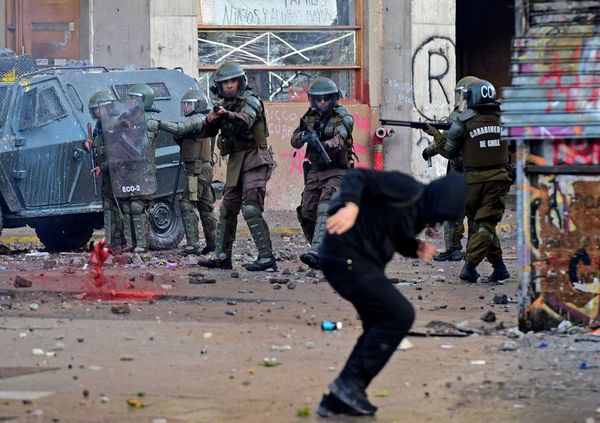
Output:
top-left (300, 251), bottom-right (321, 270)
top-left (180, 245), bottom-right (200, 256)
top-left (328, 378), bottom-right (377, 416)
top-left (245, 258), bottom-right (277, 272)
top-left (316, 393), bottom-right (359, 418)
top-left (198, 257), bottom-right (232, 270)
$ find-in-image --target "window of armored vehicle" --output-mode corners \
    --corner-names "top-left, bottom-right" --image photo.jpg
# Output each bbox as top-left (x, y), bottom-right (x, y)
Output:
top-left (0, 86), bottom-right (10, 129)
top-left (113, 83), bottom-right (171, 101)
top-left (19, 86), bottom-right (67, 130)
top-left (196, 0), bottom-right (364, 102)
top-left (65, 84), bottom-right (84, 113)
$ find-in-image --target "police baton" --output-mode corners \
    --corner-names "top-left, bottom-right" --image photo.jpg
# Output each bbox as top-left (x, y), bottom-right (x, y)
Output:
top-left (86, 123), bottom-right (98, 197)
top-left (171, 152), bottom-right (182, 206)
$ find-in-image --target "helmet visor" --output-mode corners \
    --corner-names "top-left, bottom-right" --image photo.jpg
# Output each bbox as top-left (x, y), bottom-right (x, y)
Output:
top-left (310, 94), bottom-right (337, 112)
top-left (181, 100), bottom-right (197, 116)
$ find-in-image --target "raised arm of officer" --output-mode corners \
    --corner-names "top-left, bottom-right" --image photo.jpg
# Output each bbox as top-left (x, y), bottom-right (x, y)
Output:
top-left (322, 109), bottom-right (354, 153)
top-left (159, 113), bottom-right (207, 137)
top-left (225, 94), bottom-right (262, 130)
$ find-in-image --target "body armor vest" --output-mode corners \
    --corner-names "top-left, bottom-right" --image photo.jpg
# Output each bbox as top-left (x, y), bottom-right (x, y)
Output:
top-left (221, 91), bottom-right (268, 154)
top-left (462, 112), bottom-right (507, 168)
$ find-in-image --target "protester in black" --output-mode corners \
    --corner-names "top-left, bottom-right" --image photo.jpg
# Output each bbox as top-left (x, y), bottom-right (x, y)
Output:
top-left (316, 169), bottom-right (467, 417)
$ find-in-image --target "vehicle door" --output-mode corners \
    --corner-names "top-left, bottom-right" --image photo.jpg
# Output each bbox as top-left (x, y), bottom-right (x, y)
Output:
top-left (11, 77), bottom-right (95, 208)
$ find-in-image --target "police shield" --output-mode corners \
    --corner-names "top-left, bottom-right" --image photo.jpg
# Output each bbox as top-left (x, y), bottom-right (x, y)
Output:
top-left (99, 98), bottom-right (157, 198)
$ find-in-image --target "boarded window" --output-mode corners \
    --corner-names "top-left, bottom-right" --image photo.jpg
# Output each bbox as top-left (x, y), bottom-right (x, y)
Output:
top-left (197, 0), bottom-right (362, 102)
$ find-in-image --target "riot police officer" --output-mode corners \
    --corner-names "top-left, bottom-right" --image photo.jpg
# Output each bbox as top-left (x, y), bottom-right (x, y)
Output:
top-left (425, 80), bottom-right (511, 283)
top-left (158, 90), bottom-right (217, 256)
top-left (291, 77), bottom-right (354, 270)
top-left (198, 62), bottom-right (276, 271)
top-left (421, 76), bottom-right (481, 262)
top-left (84, 90), bottom-right (125, 251)
top-left (120, 83), bottom-right (160, 253)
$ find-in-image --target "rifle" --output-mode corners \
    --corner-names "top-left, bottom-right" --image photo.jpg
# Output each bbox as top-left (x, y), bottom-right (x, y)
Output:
top-left (87, 123), bottom-right (98, 197)
top-left (300, 118), bottom-right (331, 164)
top-left (379, 119), bottom-right (452, 130)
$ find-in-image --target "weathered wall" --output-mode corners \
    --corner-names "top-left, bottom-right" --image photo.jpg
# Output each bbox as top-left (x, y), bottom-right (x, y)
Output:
top-left (92, 0), bottom-right (151, 68)
top-left (0, 0), bottom-right (5, 48)
top-left (149, 0), bottom-right (198, 78)
top-left (212, 103), bottom-right (373, 211)
top-left (380, 0), bottom-right (456, 181)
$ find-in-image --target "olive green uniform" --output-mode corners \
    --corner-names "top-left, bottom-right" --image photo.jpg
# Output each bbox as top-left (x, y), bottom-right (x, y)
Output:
top-left (118, 113), bottom-right (159, 252)
top-left (436, 109), bottom-right (511, 266)
top-left (93, 120), bottom-right (125, 249)
top-left (159, 113), bottom-right (216, 253)
top-left (291, 105), bottom-right (354, 251)
top-left (202, 89), bottom-right (275, 269)
top-left (425, 110), bottom-right (465, 255)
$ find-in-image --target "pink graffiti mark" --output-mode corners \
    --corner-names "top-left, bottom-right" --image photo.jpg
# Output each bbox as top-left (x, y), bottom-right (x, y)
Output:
top-left (552, 139), bottom-right (600, 165)
top-left (352, 113), bottom-right (371, 132)
top-left (281, 149), bottom-right (305, 175)
top-left (538, 45), bottom-right (600, 114)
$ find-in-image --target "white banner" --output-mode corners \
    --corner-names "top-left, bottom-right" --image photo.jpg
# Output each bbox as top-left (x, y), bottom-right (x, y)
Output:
top-left (200, 0), bottom-right (338, 26)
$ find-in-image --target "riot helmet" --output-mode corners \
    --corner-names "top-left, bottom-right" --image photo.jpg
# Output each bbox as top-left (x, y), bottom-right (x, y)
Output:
top-left (128, 83), bottom-right (155, 110)
top-left (454, 75), bottom-right (480, 111)
top-left (465, 80), bottom-right (497, 108)
top-left (88, 90), bottom-right (115, 120)
top-left (308, 77), bottom-right (340, 113)
top-left (211, 62), bottom-right (247, 99)
top-left (181, 89), bottom-right (211, 117)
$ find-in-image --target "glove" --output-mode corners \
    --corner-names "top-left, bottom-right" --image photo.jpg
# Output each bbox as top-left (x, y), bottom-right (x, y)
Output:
top-left (423, 123), bottom-right (441, 137)
top-left (422, 146), bottom-right (435, 162)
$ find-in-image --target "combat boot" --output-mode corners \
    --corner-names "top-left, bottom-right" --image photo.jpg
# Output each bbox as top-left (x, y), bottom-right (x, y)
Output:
top-left (300, 251), bottom-right (320, 270)
top-left (459, 261), bottom-right (480, 283)
top-left (198, 253), bottom-right (232, 270)
top-left (433, 248), bottom-right (463, 262)
top-left (245, 257), bottom-right (277, 272)
top-left (242, 204), bottom-right (276, 272)
top-left (200, 244), bottom-right (215, 255)
top-left (489, 259), bottom-right (510, 282)
top-left (180, 244), bottom-right (201, 256)
top-left (299, 202), bottom-right (329, 270)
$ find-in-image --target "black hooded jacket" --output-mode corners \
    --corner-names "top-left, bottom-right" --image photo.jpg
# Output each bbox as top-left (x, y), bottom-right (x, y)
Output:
top-left (320, 169), bottom-right (466, 268)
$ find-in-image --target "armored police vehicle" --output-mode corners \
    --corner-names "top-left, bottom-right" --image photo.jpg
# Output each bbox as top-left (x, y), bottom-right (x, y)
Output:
top-left (0, 62), bottom-right (197, 251)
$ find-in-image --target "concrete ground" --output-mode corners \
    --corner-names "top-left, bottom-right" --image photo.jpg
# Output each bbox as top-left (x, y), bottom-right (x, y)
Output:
top-left (0, 209), bottom-right (598, 423)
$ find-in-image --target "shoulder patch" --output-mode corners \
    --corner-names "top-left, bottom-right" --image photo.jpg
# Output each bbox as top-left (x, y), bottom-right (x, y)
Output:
top-left (457, 109), bottom-right (476, 123)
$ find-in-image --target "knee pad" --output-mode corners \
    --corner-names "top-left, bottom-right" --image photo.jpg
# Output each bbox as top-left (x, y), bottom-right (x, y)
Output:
top-left (241, 204), bottom-right (261, 220)
top-left (130, 201), bottom-right (145, 215)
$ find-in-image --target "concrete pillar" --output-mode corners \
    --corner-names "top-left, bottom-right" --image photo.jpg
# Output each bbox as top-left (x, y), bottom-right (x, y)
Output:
top-left (0, 0), bottom-right (5, 48)
top-left (380, 0), bottom-right (455, 181)
top-left (91, 0), bottom-right (151, 68)
top-left (149, 0), bottom-right (198, 78)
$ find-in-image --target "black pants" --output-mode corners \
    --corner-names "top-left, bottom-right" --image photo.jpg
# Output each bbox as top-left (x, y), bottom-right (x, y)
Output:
top-left (321, 255), bottom-right (415, 390)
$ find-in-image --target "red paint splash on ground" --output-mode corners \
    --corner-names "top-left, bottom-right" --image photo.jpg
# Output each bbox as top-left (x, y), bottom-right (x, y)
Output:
top-left (78, 240), bottom-right (163, 301)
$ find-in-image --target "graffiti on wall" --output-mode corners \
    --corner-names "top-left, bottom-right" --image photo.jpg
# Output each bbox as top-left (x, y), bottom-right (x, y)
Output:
top-left (412, 36), bottom-right (455, 121)
top-left (528, 175), bottom-right (600, 326)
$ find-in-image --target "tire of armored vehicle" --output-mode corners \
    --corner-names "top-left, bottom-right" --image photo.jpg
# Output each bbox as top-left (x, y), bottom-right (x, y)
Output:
top-left (0, 65), bottom-right (199, 251)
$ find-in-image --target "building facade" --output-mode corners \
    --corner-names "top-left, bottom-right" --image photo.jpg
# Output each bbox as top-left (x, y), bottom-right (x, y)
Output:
top-left (1, 0), bottom-right (513, 209)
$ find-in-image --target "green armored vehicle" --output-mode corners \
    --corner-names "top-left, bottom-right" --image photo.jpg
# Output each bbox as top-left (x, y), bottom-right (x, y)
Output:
top-left (0, 60), bottom-right (199, 251)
